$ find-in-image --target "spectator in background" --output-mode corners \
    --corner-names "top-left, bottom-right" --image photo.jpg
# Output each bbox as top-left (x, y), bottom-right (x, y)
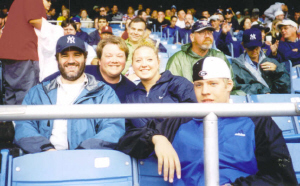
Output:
top-left (61, 20), bottom-right (96, 65)
top-left (57, 8), bottom-right (70, 26)
top-left (271, 20), bottom-right (300, 66)
top-left (165, 9), bottom-right (172, 21)
top-left (122, 6), bottom-right (136, 21)
top-left (244, 8), bottom-right (250, 18)
top-left (266, 19), bottom-right (282, 44)
top-left (15, 35), bottom-right (125, 154)
top-left (171, 5), bottom-right (177, 16)
top-left (235, 17), bottom-right (252, 42)
top-left (163, 16), bottom-right (179, 39)
top-left (224, 8), bottom-right (239, 32)
top-left (151, 10), bottom-right (158, 20)
top-left (138, 10), bottom-right (151, 31)
top-left (47, 7), bottom-right (56, 21)
top-left (201, 10), bottom-right (210, 18)
top-left (293, 10), bottom-right (300, 23)
top-left (236, 11), bottom-right (243, 24)
top-left (145, 8), bottom-right (151, 17)
top-left (109, 5), bottom-right (123, 21)
top-left (94, 6), bottom-right (112, 29)
top-left (176, 10), bottom-right (186, 28)
top-left (90, 5), bottom-right (99, 20)
top-left (176, 13), bottom-right (194, 44)
top-left (90, 16), bottom-right (109, 46)
top-left (122, 18), bottom-right (147, 76)
top-left (210, 15), bottom-right (222, 40)
top-left (135, 4), bottom-right (143, 16)
top-left (71, 17), bottom-right (91, 44)
top-left (232, 28), bottom-right (290, 94)
top-left (152, 10), bottom-right (170, 32)
top-left (264, 2), bottom-right (288, 25)
top-left (0, 0), bottom-right (49, 105)
top-left (80, 9), bottom-right (93, 28)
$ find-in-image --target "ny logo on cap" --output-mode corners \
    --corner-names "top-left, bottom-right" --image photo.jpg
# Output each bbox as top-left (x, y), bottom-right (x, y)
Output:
top-left (67, 36), bottom-right (75, 44)
top-left (199, 71), bottom-right (207, 77)
top-left (250, 34), bottom-right (256, 40)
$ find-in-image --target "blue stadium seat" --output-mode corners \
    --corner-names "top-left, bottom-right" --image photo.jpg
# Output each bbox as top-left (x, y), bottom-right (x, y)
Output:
top-left (247, 94), bottom-right (300, 135)
top-left (292, 78), bottom-right (300, 94)
top-left (10, 150), bottom-right (132, 186)
top-left (138, 155), bottom-right (172, 186)
top-left (229, 95), bottom-right (248, 103)
top-left (0, 149), bottom-right (9, 186)
top-left (80, 28), bottom-right (96, 34)
top-left (158, 53), bottom-right (169, 73)
top-left (165, 44), bottom-right (181, 57)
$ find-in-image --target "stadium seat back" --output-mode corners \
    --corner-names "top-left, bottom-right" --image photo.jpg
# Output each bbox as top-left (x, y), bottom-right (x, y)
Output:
top-left (229, 95), bottom-right (248, 103)
top-left (11, 150), bottom-right (132, 186)
top-left (80, 28), bottom-right (96, 34)
top-left (138, 156), bottom-right (172, 186)
top-left (248, 94), bottom-right (300, 135)
top-left (0, 149), bottom-right (9, 186)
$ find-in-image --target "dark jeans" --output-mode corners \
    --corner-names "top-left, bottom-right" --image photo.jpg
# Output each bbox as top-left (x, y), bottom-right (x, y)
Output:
top-left (2, 59), bottom-right (39, 105)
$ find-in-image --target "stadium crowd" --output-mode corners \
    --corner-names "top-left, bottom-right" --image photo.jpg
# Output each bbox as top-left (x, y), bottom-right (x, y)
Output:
top-left (0, 0), bottom-right (300, 185)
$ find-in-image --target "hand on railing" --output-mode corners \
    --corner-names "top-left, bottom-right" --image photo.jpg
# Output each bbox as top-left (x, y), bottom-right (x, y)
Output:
top-left (152, 135), bottom-right (181, 183)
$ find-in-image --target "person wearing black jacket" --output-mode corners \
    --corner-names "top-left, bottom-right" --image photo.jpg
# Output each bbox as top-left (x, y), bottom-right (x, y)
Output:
top-left (117, 57), bottom-right (297, 186)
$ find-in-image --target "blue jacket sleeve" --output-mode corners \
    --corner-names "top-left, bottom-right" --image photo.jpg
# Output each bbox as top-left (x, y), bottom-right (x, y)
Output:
top-left (168, 75), bottom-right (197, 103)
top-left (232, 117), bottom-right (297, 186)
top-left (14, 88), bottom-right (55, 153)
top-left (77, 87), bottom-right (125, 149)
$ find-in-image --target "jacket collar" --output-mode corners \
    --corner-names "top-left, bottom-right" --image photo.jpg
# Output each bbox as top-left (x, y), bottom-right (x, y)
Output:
top-left (135, 70), bottom-right (174, 91)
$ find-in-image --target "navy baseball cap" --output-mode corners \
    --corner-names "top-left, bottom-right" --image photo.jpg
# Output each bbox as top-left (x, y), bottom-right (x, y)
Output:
top-left (71, 17), bottom-right (80, 23)
top-left (243, 28), bottom-right (262, 48)
top-left (192, 20), bottom-right (215, 33)
top-left (56, 35), bottom-right (86, 54)
top-left (171, 5), bottom-right (176, 9)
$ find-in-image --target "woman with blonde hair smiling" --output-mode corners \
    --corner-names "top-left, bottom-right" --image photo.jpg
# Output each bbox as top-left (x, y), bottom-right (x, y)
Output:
top-left (125, 43), bottom-right (197, 128)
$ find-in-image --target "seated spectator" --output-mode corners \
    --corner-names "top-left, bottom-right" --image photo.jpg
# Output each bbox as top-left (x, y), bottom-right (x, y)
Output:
top-left (175, 13), bottom-right (194, 44)
top-left (175, 10), bottom-right (186, 28)
top-left (43, 36), bottom-right (136, 103)
top-left (61, 20), bottom-right (96, 64)
top-left (224, 8), bottom-right (240, 32)
top-left (210, 15), bottom-right (222, 41)
top-left (125, 43), bottom-right (197, 128)
top-left (251, 23), bottom-right (272, 56)
top-left (122, 6), bottom-right (136, 21)
top-left (152, 10), bottom-right (170, 32)
top-left (236, 11), bottom-right (243, 24)
top-left (162, 16), bottom-right (180, 39)
top-left (138, 10), bottom-right (152, 31)
top-left (134, 4), bottom-right (143, 16)
top-left (108, 5), bottom-right (123, 21)
top-left (171, 5), bottom-right (177, 16)
top-left (117, 56), bottom-right (297, 185)
top-left (57, 8), bottom-right (70, 26)
top-left (264, 2), bottom-right (288, 25)
top-left (165, 9), bottom-right (172, 21)
top-left (271, 20), bottom-right (300, 66)
top-left (235, 17), bottom-right (252, 42)
top-left (47, 7), bottom-right (57, 22)
top-left (71, 17), bottom-right (91, 44)
top-left (100, 26), bottom-right (113, 39)
top-left (80, 9), bottom-right (93, 28)
top-left (166, 20), bottom-right (233, 82)
top-left (89, 16), bottom-right (109, 46)
top-left (14, 35), bottom-right (125, 153)
top-left (266, 19), bottom-right (282, 44)
top-left (151, 10), bottom-right (158, 20)
top-left (94, 6), bottom-right (112, 29)
top-left (232, 28), bottom-right (290, 94)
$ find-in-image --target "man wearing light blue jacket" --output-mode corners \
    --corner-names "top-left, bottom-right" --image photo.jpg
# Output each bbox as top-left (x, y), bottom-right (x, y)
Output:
top-left (14, 35), bottom-right (125, 153)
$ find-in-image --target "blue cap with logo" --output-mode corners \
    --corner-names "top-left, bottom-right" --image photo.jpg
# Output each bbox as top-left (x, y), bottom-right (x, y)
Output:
top-left (71, 17), bottom-right (81, 23)
top-left (242, 28), bottom-right (262, 48)
top-left (56, 35), bottom-right (86, 54)
top-left (192, 20), bottom-right (215, 33)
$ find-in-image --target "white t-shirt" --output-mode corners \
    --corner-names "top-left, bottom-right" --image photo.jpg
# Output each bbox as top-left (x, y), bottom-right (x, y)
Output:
top-left (49, 75), bottom-right (87, 150)
top-left (176, 19), bottom-right (185, 28)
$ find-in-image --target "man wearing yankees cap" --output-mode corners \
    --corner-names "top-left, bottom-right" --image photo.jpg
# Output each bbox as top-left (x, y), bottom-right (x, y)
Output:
top-left (14, 35), bottom-right (125, 153)
top-left (118, 56), bottom-right (296, 185)
top-left (232, 28), bottom-right (290, 94)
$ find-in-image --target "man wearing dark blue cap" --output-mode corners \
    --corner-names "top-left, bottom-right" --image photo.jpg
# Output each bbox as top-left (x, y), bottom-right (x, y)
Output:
top-left (224, 8), bottom-right (239, 32)
top-left (166, 20), bottom-right (233, 83)
top-left (232, 28), bottom-right (290, 94)
top-left (14, 35), bottom-right (125, 153)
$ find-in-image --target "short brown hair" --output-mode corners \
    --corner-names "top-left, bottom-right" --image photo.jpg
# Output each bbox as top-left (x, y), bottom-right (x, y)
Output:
top-left (96, 36), bottom-right (129, 60)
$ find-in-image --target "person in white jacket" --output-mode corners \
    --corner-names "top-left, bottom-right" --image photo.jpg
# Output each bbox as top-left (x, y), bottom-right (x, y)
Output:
top-left (264, 2), bottom-right (288, 25)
